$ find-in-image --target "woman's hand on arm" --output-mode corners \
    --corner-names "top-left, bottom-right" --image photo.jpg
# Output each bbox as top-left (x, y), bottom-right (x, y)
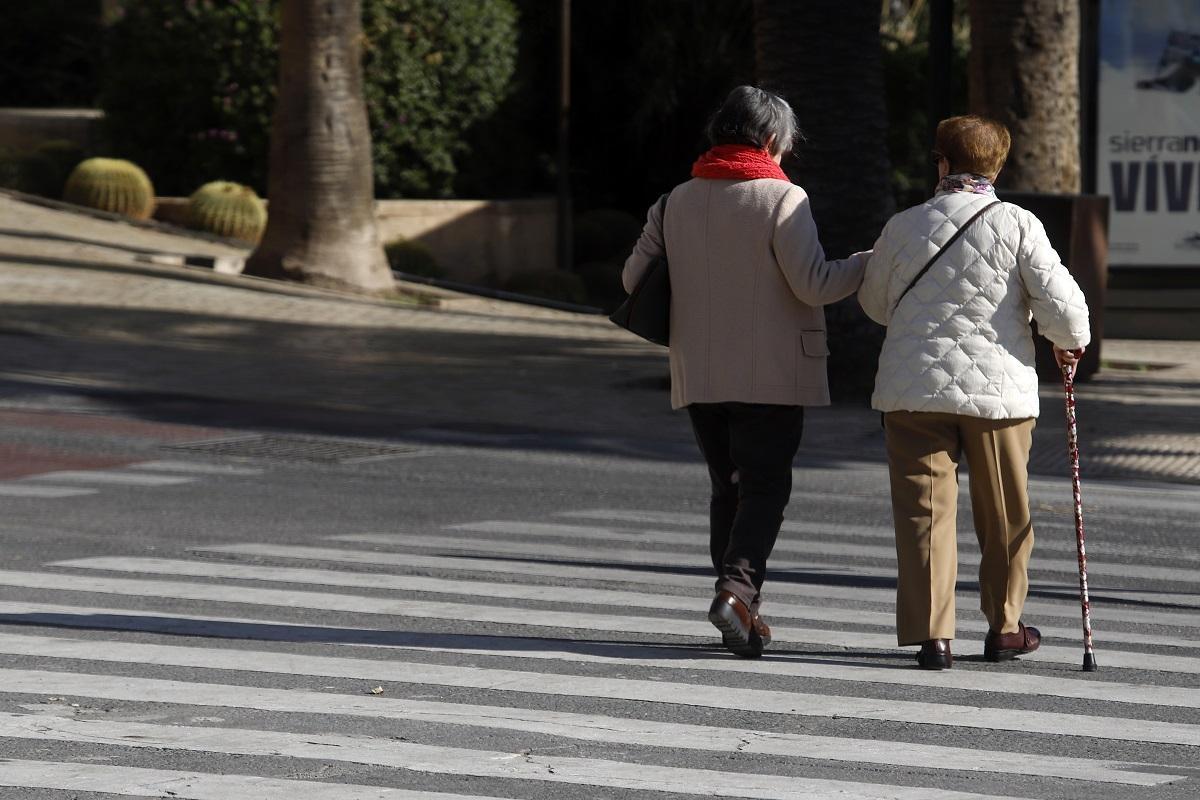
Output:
top-left (773, 187), bottom-right (867, 306)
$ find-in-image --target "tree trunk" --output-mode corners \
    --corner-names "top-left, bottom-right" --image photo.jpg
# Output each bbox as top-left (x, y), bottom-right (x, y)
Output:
top-left (753, 0), bottom-right (894, 401)
top-left (968, 0), bottom-right (1080, 193)
top-left (244, 0), bottom-right (393, 294)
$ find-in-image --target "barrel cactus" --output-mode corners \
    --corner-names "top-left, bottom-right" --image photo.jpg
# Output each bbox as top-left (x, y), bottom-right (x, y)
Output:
top-left (63, 157), bottom-right (155, 220)
top-left (185, 181), bottom-right (267, 243)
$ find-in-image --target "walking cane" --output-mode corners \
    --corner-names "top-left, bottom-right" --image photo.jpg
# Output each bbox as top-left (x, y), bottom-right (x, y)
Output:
top-left (1061, 354), bottom-right (1098, 672)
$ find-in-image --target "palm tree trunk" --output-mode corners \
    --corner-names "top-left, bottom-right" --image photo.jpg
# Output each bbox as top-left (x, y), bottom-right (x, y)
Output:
top-left (244, 0), bottom-right (393, 294)
top-left (753, 0), bottom-right (894, 401)
top-left (968, 0), bottom-right (1080, 192)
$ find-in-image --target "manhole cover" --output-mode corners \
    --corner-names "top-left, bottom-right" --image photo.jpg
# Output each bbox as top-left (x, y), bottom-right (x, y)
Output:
top-left (166, 435), bottom-right (417, 463)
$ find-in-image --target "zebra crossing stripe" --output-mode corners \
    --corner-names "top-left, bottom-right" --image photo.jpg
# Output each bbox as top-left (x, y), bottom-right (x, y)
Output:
top-left (130, 460), bottom-right (264, 476)
top-left (50, 557), bottom-right (1200, 651)
top-left (0, 717), bottom-right (1046, 800)
top-left (331, 532), bottom-right (1200, 608)
top-left (22, 469), bottom-right (193, 486)
top-left (2, 613), bottom-right (1199, 735)
top-left (0, 484), bottom-right (97, 497)
top-left (0, 681), bottom-right (1177, 785)
top-left (0, 758), bottom-right (503, 799)
top-left (441, 520), bottom-right (1200, 583)
top-left (2, 570), bottom-right (1200, 673)
top-left (561, 508), bottom-right (1200, 563)
top-left (197, 543), bottom-right (1200, 629)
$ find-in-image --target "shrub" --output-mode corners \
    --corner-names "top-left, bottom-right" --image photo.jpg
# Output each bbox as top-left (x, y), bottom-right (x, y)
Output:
top-left (186, 181), bottom-right (267, 243)
top-left (501, 270), bottom-right (588, 306)
top-left (63, 157), bottom-right (155, 219)
top-left (573, 208), bottom-right (643, 266)
top-left (101, 0), bottom-right (518, 198)
top-left (0, 140), bottom-right (86, 198)
top-left (0, 1), bottom-right (103, 107)
top-left (384, 238), bottom-right (444, 279)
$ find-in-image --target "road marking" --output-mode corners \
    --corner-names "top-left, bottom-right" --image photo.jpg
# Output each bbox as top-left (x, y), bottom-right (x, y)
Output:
top-left (0, 484), bottom-right (97, 497)
top-left (0, 680), bottom-right (1174, 785)
top-left (199, 543), bottom-right (1200, 627)
top-left (0, 758), bottom-right (505, 799)
top-left (21, 469), bottom-right (194, 486)
top-left (334, 531), bottom-right (1200, 606)
top-left (0, 719), bottom-right (1044, 800)
top-left (434, 521), bottom-right (1200, 584)
top-left (51, 556), bottom-right (1200, 651)
top-left (130, 460), bottom-right (264, 476)
top-left (5, 570), bottom-right (1200, 673)
top-left (561, 508), bottom-right (1200, 562)
top-left (4, 647), bottom-right (1195, 748)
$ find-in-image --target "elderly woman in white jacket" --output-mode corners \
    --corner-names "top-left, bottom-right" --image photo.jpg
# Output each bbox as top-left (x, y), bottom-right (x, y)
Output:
top-left (858, 115), bottom-right (1091, 670)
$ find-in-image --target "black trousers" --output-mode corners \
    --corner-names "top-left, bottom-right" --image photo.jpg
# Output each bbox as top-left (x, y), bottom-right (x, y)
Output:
top-left (687, 402), bottom-right (804, 612)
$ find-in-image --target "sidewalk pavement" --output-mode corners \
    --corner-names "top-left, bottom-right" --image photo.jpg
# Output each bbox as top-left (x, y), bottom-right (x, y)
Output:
top-left (0, 191), bottom-right (1197, 485)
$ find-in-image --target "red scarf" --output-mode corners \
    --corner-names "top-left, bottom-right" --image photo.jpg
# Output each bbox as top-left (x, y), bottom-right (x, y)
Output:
top-left (691, 144), bottom-right (790, 182)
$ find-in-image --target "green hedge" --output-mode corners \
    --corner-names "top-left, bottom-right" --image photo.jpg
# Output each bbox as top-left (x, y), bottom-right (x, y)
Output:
top-left (101, 0), bottom-right (517, 198)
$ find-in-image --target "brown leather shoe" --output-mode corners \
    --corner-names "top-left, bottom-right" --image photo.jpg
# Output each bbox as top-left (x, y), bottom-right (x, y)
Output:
top-left (916, 639), bottom-right (953, 670)
top-left (708, 590), bottom-right (763, 658)
top-left (984, 622), bottom-right (1041, 662)
top-left (723, 613), bottom-right (771, 650)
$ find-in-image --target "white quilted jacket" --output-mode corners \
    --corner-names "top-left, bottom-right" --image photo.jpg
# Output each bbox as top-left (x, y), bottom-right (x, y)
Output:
top-left (858, 191), bottom-right (1091, 420)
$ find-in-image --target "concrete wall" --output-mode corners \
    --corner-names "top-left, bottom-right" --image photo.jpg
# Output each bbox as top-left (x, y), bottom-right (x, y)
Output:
top-left (154, 197), bottom-right (557, 283)
top-left (0, 108), bottom-right (105, 153)
top-left (376, 198), bottom-right (556, 282)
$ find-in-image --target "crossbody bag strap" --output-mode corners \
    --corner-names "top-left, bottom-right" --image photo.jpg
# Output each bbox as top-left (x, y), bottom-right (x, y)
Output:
top-left (892, 200), bottom-right (1002, 314)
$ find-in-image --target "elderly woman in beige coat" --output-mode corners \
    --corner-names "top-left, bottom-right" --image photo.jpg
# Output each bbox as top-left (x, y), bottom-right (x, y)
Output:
top-left (622, 86), bottom-right (868, 658)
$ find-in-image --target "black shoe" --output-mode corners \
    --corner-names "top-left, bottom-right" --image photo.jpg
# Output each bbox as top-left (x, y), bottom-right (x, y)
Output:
top-left (916, 639), bottom-right (953, 670)
top-left (709, 591), bottom-right (763, 658)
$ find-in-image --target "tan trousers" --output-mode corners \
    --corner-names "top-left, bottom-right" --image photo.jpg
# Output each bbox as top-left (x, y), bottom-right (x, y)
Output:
top-left (884, 411), bottom-right (1036, 646)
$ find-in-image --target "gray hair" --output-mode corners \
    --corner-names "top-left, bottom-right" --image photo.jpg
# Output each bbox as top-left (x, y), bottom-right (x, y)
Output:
top-left (705, 86), bottom-right (800, 157)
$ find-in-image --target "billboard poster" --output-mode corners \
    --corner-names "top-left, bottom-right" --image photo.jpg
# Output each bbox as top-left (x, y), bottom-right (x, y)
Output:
top-left (1097, 0), bottom-right (1200, 266)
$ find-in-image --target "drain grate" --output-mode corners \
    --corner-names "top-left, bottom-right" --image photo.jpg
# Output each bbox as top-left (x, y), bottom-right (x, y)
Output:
top-left (166, 434), bottom-right (418, 463)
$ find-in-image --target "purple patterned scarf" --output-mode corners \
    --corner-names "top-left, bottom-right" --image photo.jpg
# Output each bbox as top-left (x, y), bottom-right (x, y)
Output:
top-left (936, 172), bottom-right (996, 196)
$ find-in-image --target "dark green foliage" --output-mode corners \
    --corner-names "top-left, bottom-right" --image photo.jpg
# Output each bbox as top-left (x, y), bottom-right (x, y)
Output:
top-left (384, 238), bottom-right (444, 279)
top-left (502, 270), bottom-right (588, 306)
top-left (0, 141), bottom-right (86, 198)
top-left (0, 2), bottom-right (103, 107)
top-left (363, 0), bottom-right (519, 198)
top-left (101, 0), bottom-right (517, 198)
top-left (573, 208), bottom-right (643, 265)
top-left (102, 0), bottom-right (278, 196)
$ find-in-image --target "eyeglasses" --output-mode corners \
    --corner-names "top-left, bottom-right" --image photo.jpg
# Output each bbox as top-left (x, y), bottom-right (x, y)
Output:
top-left (931, 151), bottom-right (946, 164)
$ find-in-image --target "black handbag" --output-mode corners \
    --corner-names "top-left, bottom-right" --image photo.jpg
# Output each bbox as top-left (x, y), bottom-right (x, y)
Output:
top-left (609, 193), bottom-right (670, 346)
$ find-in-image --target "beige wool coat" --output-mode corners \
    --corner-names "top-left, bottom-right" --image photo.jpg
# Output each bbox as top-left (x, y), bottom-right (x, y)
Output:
top-left (622, 177), bottom-right (868, 409)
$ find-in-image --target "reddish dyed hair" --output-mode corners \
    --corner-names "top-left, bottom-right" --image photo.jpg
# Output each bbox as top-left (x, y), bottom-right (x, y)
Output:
top-left (934, 115), bottom-right (1011, 178)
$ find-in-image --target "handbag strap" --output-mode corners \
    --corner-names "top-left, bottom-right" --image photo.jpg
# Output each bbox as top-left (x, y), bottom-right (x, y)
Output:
top-left (892, 200), bottom-right (1002, 313)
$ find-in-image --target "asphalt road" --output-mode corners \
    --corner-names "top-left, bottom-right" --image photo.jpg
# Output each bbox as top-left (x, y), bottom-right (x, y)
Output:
top-left (0, 390), bottom-right (1198, 800)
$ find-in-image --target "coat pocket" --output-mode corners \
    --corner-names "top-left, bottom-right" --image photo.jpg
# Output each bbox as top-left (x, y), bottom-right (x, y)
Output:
top-left (800, 329), bottom-right (831, 357)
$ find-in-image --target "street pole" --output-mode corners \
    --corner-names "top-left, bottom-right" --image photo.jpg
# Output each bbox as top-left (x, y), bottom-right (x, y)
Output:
top-left (556, 0), bottom-right (573, 273)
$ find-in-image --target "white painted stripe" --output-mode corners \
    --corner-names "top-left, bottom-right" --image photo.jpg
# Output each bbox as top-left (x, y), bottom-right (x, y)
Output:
top-left (3, 654), bottom-right (1198, 747)
top-left (441, 520), bottom-right (1200, 583)
top-left (200, 543), bottom-right (1200, 627)
top-left (52, 557), bottom-right (1200, 652)
top-left (4, 600), bottom-right (1198, 711)
top-left (22, 469), bottom-right (193, 486)
top-left (0, 716), bottom-right (1043, 800)
top-left (131, 460), bottom-right (264, 476)
top-left (562, 508), bottom-right (1200, 563)
top-left (0, 683), bottom-right (1172, 786)
top-left (0, 758), bottom-right (502, 799)
top-left (5, 570), bottom-right (1200, 673)
top-left (0, 484), bottom-right (97, 497)
top-left (336, 531), bottom-right (1200, 603)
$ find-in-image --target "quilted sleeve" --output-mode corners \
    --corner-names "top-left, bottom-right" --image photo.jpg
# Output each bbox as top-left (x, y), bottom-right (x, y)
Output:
top-left (857, 218), bottom-right (897, 325)
top-left (1016, 209), bottom-right (1092, 349)
top-left (772, 185), bottom-right (869, 306)
top-left (622, 197), bottom-right (665, 294)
